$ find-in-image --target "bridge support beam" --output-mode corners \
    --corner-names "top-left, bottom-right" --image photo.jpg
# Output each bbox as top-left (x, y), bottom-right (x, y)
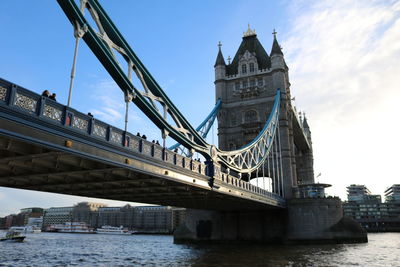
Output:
top-left (174, 208), bottom-right (286, 244)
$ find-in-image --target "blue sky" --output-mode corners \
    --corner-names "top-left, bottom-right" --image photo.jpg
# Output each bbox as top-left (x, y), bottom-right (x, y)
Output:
top-left (1, 0), bottom-right (399, 216)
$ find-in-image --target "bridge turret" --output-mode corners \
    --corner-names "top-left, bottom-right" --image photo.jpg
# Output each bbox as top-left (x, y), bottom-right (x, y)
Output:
top-left (214, 42), bottom-right (226, 81)
top-left (270, 31), bottom-right (285, 70)
top-left (214, 42), bottom-right (227, 103)
top-left (299, 113), bottom-right (315, 184)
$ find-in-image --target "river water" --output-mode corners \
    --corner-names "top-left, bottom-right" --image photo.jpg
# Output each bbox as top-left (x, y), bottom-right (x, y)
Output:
top-left (0, 232), bottom-right (398, 266)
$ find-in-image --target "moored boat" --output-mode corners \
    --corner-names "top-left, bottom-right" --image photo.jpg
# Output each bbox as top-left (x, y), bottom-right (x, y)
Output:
top-left (48, 222), bottom-right (95, 234)
top-left (96, 225), bottom-right (131, 235)
top-left (9, 226), bottom-right (41, 234)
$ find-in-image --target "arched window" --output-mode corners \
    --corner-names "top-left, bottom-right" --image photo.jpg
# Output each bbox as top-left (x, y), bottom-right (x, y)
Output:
top-left (241, 64), bottom-right (247, 74)
top-left (249, 63), bottom-right (255, 72)
top-left (244, 110), bottom-right (257, 123)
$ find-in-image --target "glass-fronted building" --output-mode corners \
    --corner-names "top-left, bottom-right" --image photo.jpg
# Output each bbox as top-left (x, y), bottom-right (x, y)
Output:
top-left (343, 184), bottom-right (400, 232)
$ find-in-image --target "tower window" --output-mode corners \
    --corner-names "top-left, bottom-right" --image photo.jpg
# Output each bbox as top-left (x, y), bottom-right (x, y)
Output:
top-left (244, 110), bottom-right (257, 123)
top-left (257, 78), bottom-right (263, 86)
top-left (231, 114), bottom-right (237, 126)
top-left (249, 63), bottom-right (255, 72)
top-left (241, 64), bottom-right (247, 74)
top-left (235, 82), bottom-right (240, 90)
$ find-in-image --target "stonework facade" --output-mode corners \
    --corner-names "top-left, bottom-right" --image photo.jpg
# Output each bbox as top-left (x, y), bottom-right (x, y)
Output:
top-left (214, 30), bottom-right (315, 198)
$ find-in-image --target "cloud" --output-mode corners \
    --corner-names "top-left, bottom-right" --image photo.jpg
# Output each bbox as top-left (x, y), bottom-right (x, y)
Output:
top-left (284, 0), bottom-right (400, 198)
top-left (89, 79), bottom-right (143, 125)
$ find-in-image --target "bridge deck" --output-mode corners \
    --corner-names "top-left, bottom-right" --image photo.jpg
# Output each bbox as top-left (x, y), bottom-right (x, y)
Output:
top-left (0, 78), bottom-right (285, 210)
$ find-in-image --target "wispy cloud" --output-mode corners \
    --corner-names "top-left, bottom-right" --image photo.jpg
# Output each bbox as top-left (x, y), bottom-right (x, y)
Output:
top-left (284, 0), bottom-right (400, 197)
top-left (89, 79), bottom-right (142, 125)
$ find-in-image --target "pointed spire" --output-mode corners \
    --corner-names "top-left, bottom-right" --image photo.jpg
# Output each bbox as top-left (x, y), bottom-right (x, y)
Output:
top-left (214, 41), bottom-right (226, 67)
top-left (243, 24), bottom-right (257, 37)
top-left (271, 29), bottom-right (283, 56)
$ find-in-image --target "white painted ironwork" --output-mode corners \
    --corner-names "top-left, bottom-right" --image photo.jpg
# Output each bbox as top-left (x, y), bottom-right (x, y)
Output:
top-left (14, 93), bottom-right (37, 113)
top-left (43, 105), bottom-right (62, 122)
top-left (72, 116), bottom-right (88, 130)
top-left (0, 86), bottom-right (7, 101)
top-left (93, 124), bottom-right (107, 138)
top-left (110, 131), bottom-right (123, 144)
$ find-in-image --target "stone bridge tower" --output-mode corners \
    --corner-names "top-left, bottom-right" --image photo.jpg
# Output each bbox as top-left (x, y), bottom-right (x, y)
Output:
top-left (214, 27), bottom-right (314, 198)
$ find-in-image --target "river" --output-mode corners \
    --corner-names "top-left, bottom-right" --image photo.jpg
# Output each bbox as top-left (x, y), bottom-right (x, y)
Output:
top-left (0, 232), bottom-right (398, 266)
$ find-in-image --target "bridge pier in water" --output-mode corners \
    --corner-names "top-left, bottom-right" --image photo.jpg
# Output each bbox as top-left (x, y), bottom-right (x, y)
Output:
top-left (174, 209), bottom-right (285, 243)
top-left (174, 198), bottom-right (367, 244)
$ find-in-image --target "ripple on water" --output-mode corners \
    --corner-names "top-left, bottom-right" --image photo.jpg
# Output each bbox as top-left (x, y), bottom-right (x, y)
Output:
top-left (0, 232), bottom-right (399, 266)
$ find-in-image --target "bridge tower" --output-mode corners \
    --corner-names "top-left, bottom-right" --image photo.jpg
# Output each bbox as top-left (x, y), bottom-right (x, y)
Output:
top-left (214, 27), bottom-right (314, 198)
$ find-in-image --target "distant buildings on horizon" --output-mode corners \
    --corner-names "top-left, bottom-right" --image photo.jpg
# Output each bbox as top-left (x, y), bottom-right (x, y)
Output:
top-left (343, 184), bottom-right (400, 232)
top-left (0, 202), bottom-right (185, 234)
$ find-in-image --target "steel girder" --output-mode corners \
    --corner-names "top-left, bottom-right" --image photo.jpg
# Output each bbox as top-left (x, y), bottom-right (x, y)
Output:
top-left (56, 0), bottom-right (280, 174)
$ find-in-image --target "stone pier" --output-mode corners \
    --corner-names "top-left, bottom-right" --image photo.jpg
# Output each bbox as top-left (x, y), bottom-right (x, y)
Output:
top-left (174, 198), bottom-right (367, 244)
top-left (174, 209), bottom-right (285, 243)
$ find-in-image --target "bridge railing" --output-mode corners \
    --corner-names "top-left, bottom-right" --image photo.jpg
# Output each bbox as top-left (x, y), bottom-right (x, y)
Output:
top-left (0, 78), bottom-right (285, 205)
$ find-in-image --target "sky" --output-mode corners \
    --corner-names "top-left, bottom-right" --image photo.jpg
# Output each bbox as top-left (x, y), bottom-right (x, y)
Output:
top-left (0, 0), bottom-right (399, 216)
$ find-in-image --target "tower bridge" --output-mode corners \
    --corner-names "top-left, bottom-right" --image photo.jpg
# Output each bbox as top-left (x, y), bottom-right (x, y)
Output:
top-left (0, 0), bottom-right (366, 244)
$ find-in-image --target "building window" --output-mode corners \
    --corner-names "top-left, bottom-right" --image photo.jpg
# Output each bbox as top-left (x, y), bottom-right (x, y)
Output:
top-left (242, 80), bottom-right (248, 88)
top-left (249, 63), bottom-right (255, 72)
top-left (242, 64), bottom-right (247, 74)
top-left (244, 110), bottom-right (257, 123)
top-left (257, 78), bottom-right (263, 86)
top-left (230, 114), bottom-right (236, 126)
top-left (235, 82), bottom-right (240, 90)
top-left (250, 79), bottom-right (255, 87)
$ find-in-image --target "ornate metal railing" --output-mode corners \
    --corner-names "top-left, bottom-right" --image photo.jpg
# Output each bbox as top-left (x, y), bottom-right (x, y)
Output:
top-left (0, 78), bottom-right (285, 205)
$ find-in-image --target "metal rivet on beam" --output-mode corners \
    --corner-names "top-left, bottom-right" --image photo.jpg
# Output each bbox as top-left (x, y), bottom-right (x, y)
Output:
top-left (125, 158), bottom-right (131, 164)
top-left (164, 171), bottom-right (169, 175)
top-left (193, 179), bottom-right (196, 183)
top-left (65, 140), bottom-right (73, 148)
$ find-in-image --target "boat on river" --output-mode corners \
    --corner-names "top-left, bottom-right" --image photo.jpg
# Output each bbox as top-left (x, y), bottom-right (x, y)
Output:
top-left (48, 222), bottom-right (95, 234)
top-left (0, 231), bottom-right (26, 242)
top-left (9, 226), bottom-right (41, 234)
top-left (96, 225), bottom-right (131, 235)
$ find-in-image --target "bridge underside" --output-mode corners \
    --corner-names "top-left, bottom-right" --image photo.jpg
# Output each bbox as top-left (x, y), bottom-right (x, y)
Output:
top-left (0, 118), bottom-right (281, 211)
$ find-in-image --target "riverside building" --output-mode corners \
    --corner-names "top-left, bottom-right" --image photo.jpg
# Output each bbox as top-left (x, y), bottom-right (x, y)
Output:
top-left (40, 202), bottom-right (185, 233)
top-left (343, 184), bottom-right (400, 232)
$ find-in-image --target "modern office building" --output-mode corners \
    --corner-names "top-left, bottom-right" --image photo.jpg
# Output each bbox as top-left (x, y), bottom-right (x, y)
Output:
top-left (343, 184), bottom-right (400, 232)
top-left (385, 184), bottom-right (400, 203)
top-left (42, 206), bottom-right (74, 228)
